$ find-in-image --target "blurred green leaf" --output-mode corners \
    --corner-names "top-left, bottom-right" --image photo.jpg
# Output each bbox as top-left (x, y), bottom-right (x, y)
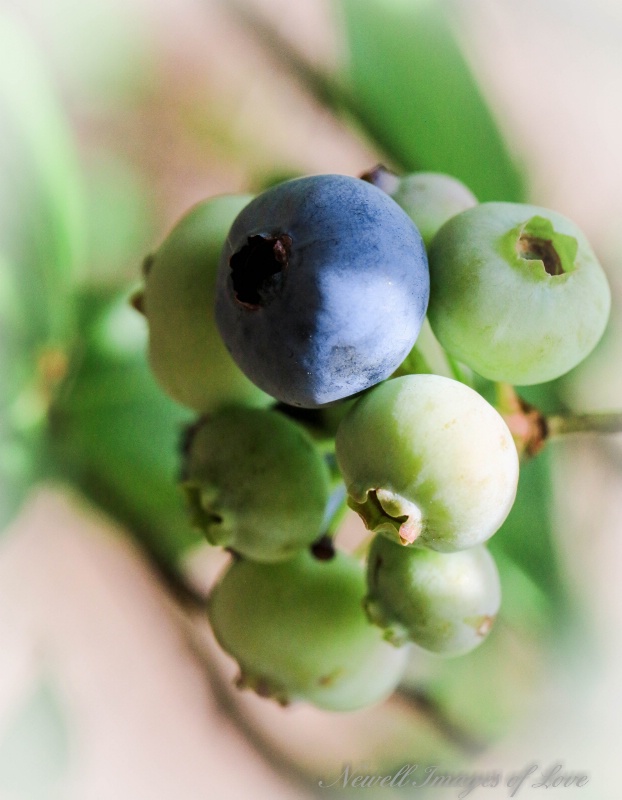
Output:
top-left (489, 448), bottom-right (567, 611)
top-left (0, 678), bottom-right (70, 800)
top-left (399, 618), bottom-right (544, 745)
top-left (82, 153), bottom-right (155, 285)
top-left (0, 251), bottom-right (48, 533)
top-left (337, 0), bottom-right (524, 201)
top-left (0, 11), bottom-right (85, 346)
top-left (0, 12), bottom-right (87, 533)
top-left (47, 289), bottom-right (203, 568)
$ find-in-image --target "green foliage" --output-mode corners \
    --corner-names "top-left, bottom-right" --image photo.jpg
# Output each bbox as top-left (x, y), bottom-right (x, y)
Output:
top-left (47, 289), bottom-right (203, 567)
top-left (490, 449), bottom-right (566, 611)
top-left (0, 12), bottom-right (85, 531)
top-left (337, 0), bottom-right (524, 201)
top-left (0, 11), bottom-right (84, 347)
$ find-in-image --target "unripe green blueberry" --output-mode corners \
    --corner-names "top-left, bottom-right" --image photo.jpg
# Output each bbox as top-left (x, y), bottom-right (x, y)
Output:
top-left (363, 166), bottom-right (477, 248)
top-left (208, 550), bottom-right (410, 710)
top-left (366, 535), bottom-right (500, 655)
top-left (143, 195), bottom-right (272, 412)
top-left (427, 202), bottom-right (611, 385)
top-left (182, 407), bottom-right (330, 562)
top-left (335, 375), bottom-right (519, 551)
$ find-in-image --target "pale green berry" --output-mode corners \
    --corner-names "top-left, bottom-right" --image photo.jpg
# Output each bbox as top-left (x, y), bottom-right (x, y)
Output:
top-left (428, 202), bottom-right (611, 385)
top-left (143, 195), bottom-right (272, 412)
top-left (366, 535), bottom-right (500, 655)
top-left (363, 166), bottom-right (477, 248)
top-left (182, 407), bottom-right (330, 563)
top-left (208, 550), bottom-right (410, 710)
top-left (335, 375), bottom-right (519, 551)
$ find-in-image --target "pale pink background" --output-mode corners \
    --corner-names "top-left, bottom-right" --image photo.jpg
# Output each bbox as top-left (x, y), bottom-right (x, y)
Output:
top-left (2, 0), bottom-right (622, 797)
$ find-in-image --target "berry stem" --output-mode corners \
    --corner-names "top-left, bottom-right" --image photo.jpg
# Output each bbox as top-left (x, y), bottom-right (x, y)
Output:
top-left (322, 483), bottom-right (349, 538)
top-left (352, 529), bottom-right (376, 561)
top-left (547, 411), bottom-right (622, 437)
top-left (445, 354), bottom-right (473, 386)
top-left (391, 345), bottom-right (433, 378)
top-left (495, 382), bottom-right (547, 458)
top-left (496, 382), bottom-right (622, 457)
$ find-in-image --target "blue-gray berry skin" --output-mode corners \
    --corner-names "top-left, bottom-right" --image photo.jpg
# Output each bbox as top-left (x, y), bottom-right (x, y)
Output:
top-left (215, 174), bottom-right (429, 408)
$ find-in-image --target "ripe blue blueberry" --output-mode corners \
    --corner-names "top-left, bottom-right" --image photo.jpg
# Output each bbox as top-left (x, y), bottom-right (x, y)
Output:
top-left (215, 174), bottom-right (429, 408)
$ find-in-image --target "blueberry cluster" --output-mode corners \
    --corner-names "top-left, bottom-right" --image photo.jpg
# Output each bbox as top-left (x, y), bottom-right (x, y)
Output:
top-left (136, 169), bottom-right (610, 711)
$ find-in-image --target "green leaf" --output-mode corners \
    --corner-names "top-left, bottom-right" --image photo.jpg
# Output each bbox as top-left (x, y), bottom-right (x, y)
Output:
top-left (489, 448), bottom-right (567, 613)
top-left (0, 678), bottom-right (70, 800)
top-left (81, 153), bottom-right (155, 286)
top-left (47, 289), bottom-right (204, 567)
top-left (0, 12), bottom-right (87, 533)
top-left (0, 251), bottom-right (48, 534)
top-left (398, 617), bottom-right (544, 744)
top-left (336, 0), bottom-right (525, 201)
top-left (0, 10), bottom-right (85, 348)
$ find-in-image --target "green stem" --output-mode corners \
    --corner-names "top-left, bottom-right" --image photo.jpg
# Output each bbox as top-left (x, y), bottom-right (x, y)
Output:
top-left (322, 483), bottom-right (349, 539)
top-left (394, 687), bottom-right (487, 757)
top-left (547, 411), bottom-right (622, 438)
top-left (495, 381), bottom-right (622, 457)
top-left (445, 354), bottom-right (473, 386)
top-left (495, 381), bottom-right (519, 413)
top-left (352, 529), bottom-right (375, 561)
top-left (391, 345), bottom-right (433, 378)
top-left (315, 436), bottom-right (336, 457)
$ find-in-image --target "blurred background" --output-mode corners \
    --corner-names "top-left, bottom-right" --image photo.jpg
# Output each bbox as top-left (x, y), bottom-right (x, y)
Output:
top-left (2, 0), bottom-right (622, 797)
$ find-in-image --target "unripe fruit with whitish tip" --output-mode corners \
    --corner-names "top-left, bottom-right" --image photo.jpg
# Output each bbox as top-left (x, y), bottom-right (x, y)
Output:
top-left (335, 374), bottom-right (519, 552)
